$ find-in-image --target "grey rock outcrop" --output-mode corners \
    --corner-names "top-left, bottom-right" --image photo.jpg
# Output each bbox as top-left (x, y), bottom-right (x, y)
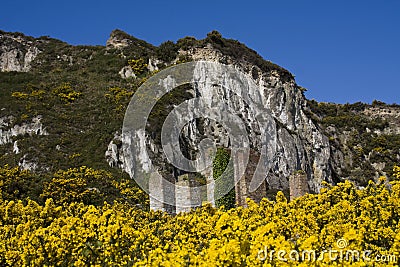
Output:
top-left (147, 58), bottom-right (162, 72)
top-left (105, 132), bottom-right (124, 168)
top-left (363, 106), bottom-right (400, 135)
top-left (106, 34), bottom-right (130, 49)
top-left (0, 115), bottom-right (48, 171)
top-left (0, 116), bottom-right (48, 145)
top-left (18, 154), bottom-right (39, 171)
top-left (105, 29), bottom-right (155, 54)
top-left (119, 66), bottom-right (136, 79)
top-left (0, 32), bottom-right (41, 72)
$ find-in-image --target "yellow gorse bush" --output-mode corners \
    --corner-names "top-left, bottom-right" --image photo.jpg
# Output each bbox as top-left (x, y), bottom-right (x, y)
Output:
top-left (127, 58), bottom-right (147, 76)
top-left (52, 82), bottom-right (82, 103)
top-left (0, 165), bottom-right (148, 207)
top-left (104, 87), bottom-right (134, 112)
top-left (394, 165), bottom-right (400, 179)
top-left (0, 166), bottom-right (399, 266)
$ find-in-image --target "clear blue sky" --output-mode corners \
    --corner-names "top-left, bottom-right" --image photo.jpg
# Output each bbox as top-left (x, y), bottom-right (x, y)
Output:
top-left (1, 0), bottom-right (399, 104)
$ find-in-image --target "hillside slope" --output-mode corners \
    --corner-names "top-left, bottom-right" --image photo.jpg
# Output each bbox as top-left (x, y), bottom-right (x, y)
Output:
top-left (0, 29), bottom-right (399, 206)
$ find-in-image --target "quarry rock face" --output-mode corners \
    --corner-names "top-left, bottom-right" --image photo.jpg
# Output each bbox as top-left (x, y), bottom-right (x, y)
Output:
top-left (187, 47), bottom-right (334, 193)
top-left (119, 59), bottom-right (335, 213)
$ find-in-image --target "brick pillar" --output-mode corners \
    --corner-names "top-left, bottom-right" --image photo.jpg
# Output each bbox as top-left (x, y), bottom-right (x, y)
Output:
top-left (175, 173), bottom-right (205, 213)
top-left (175, 174), bottom-right (191, 213)
top-left (234, 150), bottom-right (247, 207)
top-left (289, 171), bottom-right (309, 201)
top-left (149, 172), bottom-right (166, 211)
top-left (189, 175), bottom-right (203, 209)
top-left (234, 150), bottom-right (268, 207)
top-left (201, 147), bottom-right (215, 207)
top-left (149, 172), bottom-right (176, 213)
top-left (206, 175), bottom-right (215, 207)
top-left (199, 164), bottom-right (215, 207)
top-left (245, 151), bottom-right (267, 203)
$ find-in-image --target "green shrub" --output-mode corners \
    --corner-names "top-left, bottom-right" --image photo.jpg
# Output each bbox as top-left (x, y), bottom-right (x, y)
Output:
top-left (0, 165), bottom-right (44, 203)
top-left (177, 36), bottom-right (197, 50)
top-left (213, 148), bottom-right (236, 210)
top-left (156, 41), bottom-right (178, 62)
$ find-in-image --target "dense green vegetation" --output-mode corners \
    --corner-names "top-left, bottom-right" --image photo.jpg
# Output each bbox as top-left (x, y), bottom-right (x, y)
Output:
top-left (156, 41), bottom-right (179, 63)
top-left (307, 100), bottom-right (400, 185)
top-left (213, 148), bottom-right (236, 209)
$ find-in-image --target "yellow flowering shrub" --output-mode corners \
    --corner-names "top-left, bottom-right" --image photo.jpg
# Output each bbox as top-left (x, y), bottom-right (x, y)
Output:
top-left (0, 164), bottom-right (148, 207)
top-left (104, 87), bottom-right (134, 112)
top-left (11, 91), bottom-right (30, 99)
top-left (41, 167), bottom-right (101, 205)
top-left (52, 82), bottom-right (82, 103)
top-left (11, 88), bottom-right (46, 101)
top-left (0, 176), bottom-right (399, 266)
top-left (40, 166), bottom-right (148, 206)
top-left (394, 165), bottom-right (400, 179)
top-left (127, 58), bottom-right (147, 76)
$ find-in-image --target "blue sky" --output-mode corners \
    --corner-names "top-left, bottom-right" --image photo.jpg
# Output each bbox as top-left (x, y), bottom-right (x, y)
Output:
top-left (1, 0), bottom-right (399, 104)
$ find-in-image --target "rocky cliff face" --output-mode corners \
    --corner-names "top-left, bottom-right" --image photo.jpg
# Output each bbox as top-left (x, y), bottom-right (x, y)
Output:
top-left (100, 42), bottom-right (335, 211)
top-left (101, 31), bottom-right (400, 203)
top-left (188, 46), bottom-right (333, 193)
top-left (116, 56), bottom-right (335, 212)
